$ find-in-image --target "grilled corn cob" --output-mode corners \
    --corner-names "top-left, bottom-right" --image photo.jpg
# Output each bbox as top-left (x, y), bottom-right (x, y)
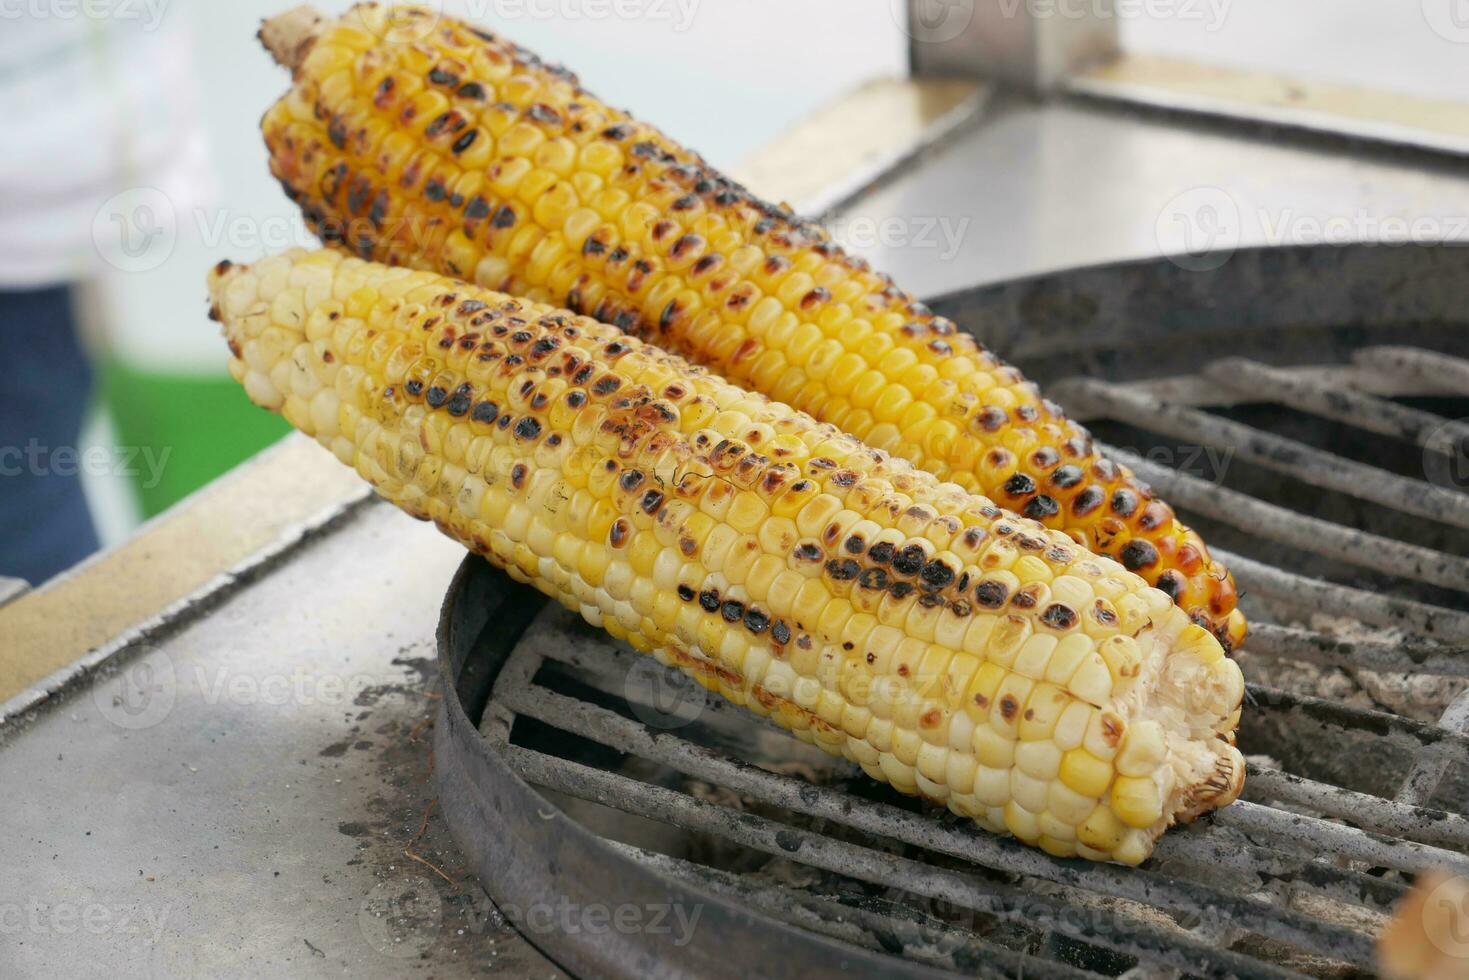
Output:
top-left (209, 247), bottom-right (1245, 863)
top-left (257, 4), bottom-right (1247, 652)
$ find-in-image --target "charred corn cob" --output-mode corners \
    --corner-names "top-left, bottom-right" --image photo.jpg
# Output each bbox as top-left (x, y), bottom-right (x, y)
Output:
top-left (209, 247), bottom-right (1245, 863)
top-left (257, 4), bottom-right (1247, 652)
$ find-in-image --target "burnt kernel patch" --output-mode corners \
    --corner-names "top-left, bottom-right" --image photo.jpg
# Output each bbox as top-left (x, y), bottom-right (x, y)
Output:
top-left (608, 519), bottom-right (631, 548)
top-left (446, 389), bottom-right (472, 416)
top-left (491, 206), bottom-right (517, 229)
top-left (698, 589), bottom-right (720, 612)
top-left (1024, 495), bottom-right (1060, 520)
top-left (1003, 473), bottom-right (1036, 497)
top-left (1072, 486), bottom-right (1105, 516)
top-left (1092, 602), bottom-right (1118, 626)
top-left (513, 417), bottom-right (543, 441)
top-left (974, 580), bottom-right (1008, 608)
top-left (1156, 570), bottom-right (1184, 601)
top-left (425, 386), bottom-right (449, 408)
top-left (640, 490), bottom-right (664, 514)
top-left (844, 535), bottom-right (866, 554)
top-left (457, 81), bottom-right (487, 101)
top-left (677, 584), bottom-right (695, 602)
top-left (858, 568), bottom-right (890, 591)
top-left (794, 542), bottom-right (823, 563)
top-left (428, 67), bottom-right (459, 86)
top-left (826, 558), bottom-right (860, 581)
top-left (1111, 489), bottom-right (1139, 517)
top-left (592, 376), bottom-right (622, 396)
top-left (920, 560), bottom-right (955, 591)
top-left (404, 379), bottom-right (425, 397)
top-left (743, 608), bottom-right (770, 634)
top-left (452, 129), bottom-right (479, 155)
top-left (1120, 539), bottom-right (1159, 571)
top-left (464, 196), bottom-right (491, 220)
top-left (720, 600), bottom-right (744, 623)
top-left (601, 124), bottom-right (633, 140)
top-left (1050, 464), bottom-right (1084, 489)
top-left (619, 469), bottom-right (645, 491)
top-left (999, 694), bottom-right (1021, 722)
top-left (868, 542), bottom-right (896, 565)
top-left (1041, 603), bottom-right (1079, 630)
top-left (510, 464), bottom-right (528, 489)
top-left (1011, 585), bottom-right (1043, 610)
top-left (893, 545), bottom-right (926, 577)
top-left (889, 582), bottom-right (915, 600)
top-left (526, 103), bottom-right (561, 125)
top-left (977, 406), bottom-right (1008, 432)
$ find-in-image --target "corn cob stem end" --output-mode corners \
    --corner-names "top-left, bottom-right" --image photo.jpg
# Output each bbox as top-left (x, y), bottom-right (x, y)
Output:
top-left (259, 5), bottom-right (325, 71)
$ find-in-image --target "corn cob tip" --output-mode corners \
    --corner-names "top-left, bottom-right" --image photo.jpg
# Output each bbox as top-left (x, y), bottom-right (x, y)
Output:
top-left (259, 5), bottom-right (325, 71)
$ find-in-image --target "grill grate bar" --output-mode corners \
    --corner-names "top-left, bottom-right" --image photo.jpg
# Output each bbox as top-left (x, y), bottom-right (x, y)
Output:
top-left (504, 743), bottom-right (1316, 980)
top-left (1203, 357), bottom-right (1469, 454)
top-left (1247, 684), bottom-right (1469, 755)
top-left (1239, 622), bottom-right (1469, 676)
top-left (1241, 766), bottom-right (1469, 850)
top-left (1062, 380), bottom-right (1469, 531)
top-left (498, 663), bottom-right (1383, 958)
top-left (607, 842), bottom-right (1104, 980)
top-left (1398, 689), bottom-right (1469, 807)
top-left (1356, 346), bottom-right (1469, 394)
top-left (1108, 448), bottom-right (1469, 592)
top-left (1213, 550), bottom-right (1469, 644)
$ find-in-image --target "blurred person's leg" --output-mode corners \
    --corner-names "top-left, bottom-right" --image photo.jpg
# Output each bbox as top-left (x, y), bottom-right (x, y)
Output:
top-left (0, 286), bottom-right (98, 585)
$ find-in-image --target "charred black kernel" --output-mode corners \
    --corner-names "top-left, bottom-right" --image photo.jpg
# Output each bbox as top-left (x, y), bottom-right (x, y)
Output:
top-left (677, 584), bottom-right (695, 602)
top-left (800, 287), bottom-right (830, 310)
top-left (1046, 547), bottom-right (1073, 564)
top-left (826, 558), bottom-right (860, 581)
top-left (753, 218), bottom-right (775, 235)
top-left (893, 545), bottom-right (926, 576)
top-left (531, 337), bottom-right (559, 358)
top-left (1041, 603), bottom-right (1079, 630)
top-left (698, 589), bottom-right (720, 612)
top-left (509, 464), bottom-right (529, 489)
top-left (977, 406), bottom-right (1007, 432)
top-left (463, 196), bottom-right (491, 221)
top-left (974, 580), bottom-right (1008, 608)
top-left (692, 254), bottom-right (721, 275)
top-left (619, 469), bottom-right (644, 491)
top-left (1092, 602), bottom-right (1118, 626)
top-left (1120, 539), bottom-right (1159, 571)
top-left (771, 620), bottom-right (791, 645)
top-left (608, 246), bottom-right (629, 262)
top-left (613, 311), bottom-right (637, 330)
top-left (1015, 534), bottom-right (1047, 552)
top-left (889, 582), bottom-right (915, 600)
top-left (526, 103), bottom-right (561, 125)
top-left (720, 600), bottom-right (744, 623)
top-left (1072, 485), bottom-right (1105, 516)
top-left (794, 542), bottom-right (822, 563)
top-left (918, 593), bottom-right (944, 609)
top-left (428, 67), bottom-right (459, 86)
top-left (743, 608), bottom-right (769, 634)
top-left (1031, 447), bottom-right (1060, 470)
top-left (1111, 489), bottom-right (1138, 517)
top-left (457, 81), bottom-right (486, 100)
top-left (868, 542), bottom-right (896, 565)
top-left (1024, 495), bottom-right (1060, 520)
top-left (604, 340), bottom-right (628, 357)
top-left (327, 117), bottom-right (348, 149)
top-left (491, 206), bottom-right (516, 229)
top-left (608, 519), bottom-right (630, 547)
top-left (497, 415), bottom-right (512, 429)
top-left (583, 237), bottom-right (606, 257)
top-left (713, 190), bottom-right (739, 206)
top-left (592, 376), bottom-right (621, 396)
top-left (566, 391), bottom-right (587, 409)
top-left (513, 417), bottom-right (542, 441)
top-left (458, 299), bottom-right (487, 316)
top-left (1003, 474), bottom-right (1036, 497)
top-left (858, 568), bottom-right (889, 591)
top-left (425, 386), bottom-right (449, 408)
top-left (659, 300), bottom-right (679, 331)
top-left (1156, 570), bottom-right (1184, 602)
top-left (425, 179), bottom-right (447, 202)
top-left (1050, 464), bottom-right (1084, 489)
top-left (844, 536), bottom-right (865, 554)
top-left (446, 390), bottom-right (472, 417)
top-left (641, 490), bottom-right (664, 514)
top-left (631, 140), bottom-right (660, 158)
top-left (671, 194), bottom-right (698, 211)
top-left (950, 599), bottom-right (972, 618)
top-left (602, 124), bottom-right (632, 141)
top-left (1015, 404), bottom-right (1040, 422)
top-left (1011, 586), bottom-right (1041, 610)
top-left (404, 379), bottom-right (425, 397)
top-left (920, 560), bottom-right (956, 590)
top-left (452, 129), bottom-right (479, 154)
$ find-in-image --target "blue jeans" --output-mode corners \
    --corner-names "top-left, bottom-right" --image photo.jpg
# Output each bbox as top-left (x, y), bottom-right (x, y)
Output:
top-left (0, 285), bottom-right (99, 586)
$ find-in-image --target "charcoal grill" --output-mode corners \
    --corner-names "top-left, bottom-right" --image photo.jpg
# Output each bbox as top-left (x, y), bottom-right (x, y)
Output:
top-left (435, 242), bottom-right (1469, 980)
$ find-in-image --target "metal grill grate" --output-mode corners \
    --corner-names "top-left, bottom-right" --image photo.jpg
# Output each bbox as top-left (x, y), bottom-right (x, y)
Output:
top-left (435, 244), bottom-right (1469, 978)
